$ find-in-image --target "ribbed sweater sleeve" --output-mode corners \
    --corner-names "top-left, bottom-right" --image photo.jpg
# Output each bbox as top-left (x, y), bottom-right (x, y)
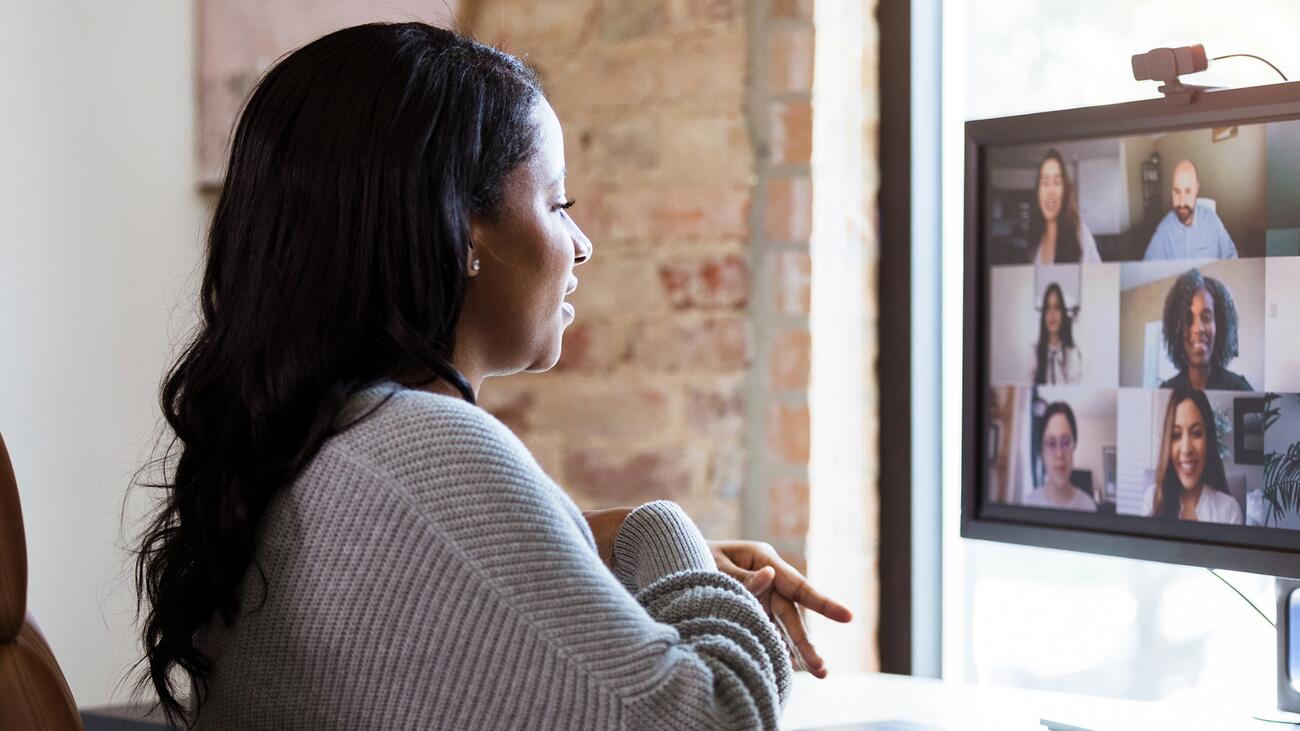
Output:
top-left (192, 387), bottom-right (791, 730)
top-left (612, 500), bottom-right (717, 592)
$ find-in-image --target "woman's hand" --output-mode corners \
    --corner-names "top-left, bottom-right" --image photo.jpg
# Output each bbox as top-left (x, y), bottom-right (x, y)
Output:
top-left (583, 507), bottom-right (634, 569)
top-left (709, 540), bottom-right (853, 679)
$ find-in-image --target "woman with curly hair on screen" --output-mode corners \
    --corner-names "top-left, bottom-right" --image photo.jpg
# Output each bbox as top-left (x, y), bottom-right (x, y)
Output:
top-left (1142, 390), bottom-right (1243, 524)
top-left (132, 23), bottom-right (851, 730)
top-left (1158, 268), bottom-right (1251, 391)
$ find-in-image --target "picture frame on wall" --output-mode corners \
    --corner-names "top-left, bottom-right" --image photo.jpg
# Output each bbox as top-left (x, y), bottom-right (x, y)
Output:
top-left (1235, 396), bottom-right (1266, 465)
top-left (196, 0), bottom-right (456, 189)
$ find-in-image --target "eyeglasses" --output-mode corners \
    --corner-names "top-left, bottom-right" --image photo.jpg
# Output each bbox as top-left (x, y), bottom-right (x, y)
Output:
top-left (1043, 436), bottom-right (1074, 452)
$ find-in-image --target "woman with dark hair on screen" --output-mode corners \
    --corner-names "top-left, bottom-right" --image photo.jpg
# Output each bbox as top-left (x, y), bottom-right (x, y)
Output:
top-left (1031, 283), bottom-right (1082, 384)
top-left (1159, 268), bottom-right (1252, 391)
top-left (1028, 149), bottom-right (1101, 264)
top-left (1023, 402), bottom-right (1097, 511)
top-left (133, 23), bottom-right (851, 730)
top-left (1142, 390), bottom-right (1243, 524)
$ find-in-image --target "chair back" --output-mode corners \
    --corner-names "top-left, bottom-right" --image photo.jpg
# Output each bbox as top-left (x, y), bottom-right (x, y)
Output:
top-left (0, 433), bottom-right (83, 730)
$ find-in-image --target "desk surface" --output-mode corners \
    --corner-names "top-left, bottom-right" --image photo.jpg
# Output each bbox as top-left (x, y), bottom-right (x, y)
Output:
top-left (781, 672), bottom-right (1285, 731)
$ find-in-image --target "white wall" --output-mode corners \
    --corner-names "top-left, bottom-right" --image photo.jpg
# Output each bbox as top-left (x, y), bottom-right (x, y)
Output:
top-left (989, 265), bottom-right (1034, 384)
top-left (1266, 257), bottom-right (1300, 391)
top-left (0, 2), bottom-right (207, 706)
top-left (1075, 264), bottom-right (1119, 387)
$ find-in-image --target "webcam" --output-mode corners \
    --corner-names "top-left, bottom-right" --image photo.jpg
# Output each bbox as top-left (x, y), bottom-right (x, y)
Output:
top-left (1132, 44), bottom-right (1219, 102)
top-left (1132, 44), bottom-right (1208, 84)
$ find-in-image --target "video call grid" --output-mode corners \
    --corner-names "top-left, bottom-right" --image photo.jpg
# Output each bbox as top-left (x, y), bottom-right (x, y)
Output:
top-left (979, 117), bottom-right (1300, 531)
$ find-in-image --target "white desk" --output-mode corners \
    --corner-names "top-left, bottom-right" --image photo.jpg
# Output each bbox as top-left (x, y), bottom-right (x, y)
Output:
top-left (781, 672), bottom-right (1285, 731)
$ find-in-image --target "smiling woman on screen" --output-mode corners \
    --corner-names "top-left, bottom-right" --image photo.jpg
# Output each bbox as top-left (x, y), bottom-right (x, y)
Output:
top-left (1158, 268), bottom-right (1251, 391)
top-left (1028, 149), bottom-right (1102, 264)
top-left (1142, 390), bottom-right (1243, 524)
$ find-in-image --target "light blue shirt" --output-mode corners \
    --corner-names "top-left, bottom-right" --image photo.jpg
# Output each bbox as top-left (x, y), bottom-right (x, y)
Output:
top-left (1143, 204), bottom-right (1238, 260)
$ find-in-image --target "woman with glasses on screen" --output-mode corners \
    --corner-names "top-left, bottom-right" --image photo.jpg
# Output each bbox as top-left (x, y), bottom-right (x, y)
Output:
top-left (1024, 402), bottom-right (1097, 511)
top-left (1031, 283), bottom-right (1081, 384)
top-left (1142, 390), bottom-right (1244, 524)
top-left (1028, 149), bottom-right (1102, 264)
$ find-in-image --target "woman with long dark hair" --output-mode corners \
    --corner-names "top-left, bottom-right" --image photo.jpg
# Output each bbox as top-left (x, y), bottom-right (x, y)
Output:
top-left (1142, 390), bottom-right (1243, 523)
top-left (1031, 282), bottom-right (1081, 384)
top-left (1028, 149), bottom-right (1101, 264)
top-left (134, 23), bottom-right (848, 729)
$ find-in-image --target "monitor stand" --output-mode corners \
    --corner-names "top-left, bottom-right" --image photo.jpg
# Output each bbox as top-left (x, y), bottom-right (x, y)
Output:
top-left (1254, 579), bottom-right (1300, 725)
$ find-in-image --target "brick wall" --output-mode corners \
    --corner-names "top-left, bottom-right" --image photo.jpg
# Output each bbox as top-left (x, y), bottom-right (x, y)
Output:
top-left (463, 1), bottom-right (818, 554)
top-left (748, 0), bottom-right (815, 571)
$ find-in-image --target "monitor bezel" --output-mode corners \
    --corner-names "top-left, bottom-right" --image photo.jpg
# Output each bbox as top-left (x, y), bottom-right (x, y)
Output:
top-left (962, 81), bottom-right (1300, 579)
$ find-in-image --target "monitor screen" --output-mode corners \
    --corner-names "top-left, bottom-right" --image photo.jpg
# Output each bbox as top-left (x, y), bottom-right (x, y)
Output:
top-left (964, 83), bottom-right (1300, 577)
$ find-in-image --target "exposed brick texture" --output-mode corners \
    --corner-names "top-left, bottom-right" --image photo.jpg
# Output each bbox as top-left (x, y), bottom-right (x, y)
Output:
top-left (766, 400), bottom-right (810, 463)
top-left (764, 175), bottom-right (814, 242)
top-left (771, 249), bottom-right (811, 316)
top-left (464, 0), bottom-right (824, 567)
top-left (770, 0), bottom-right (813, 20)
top-left (766, 476), bottom-right (810, 540)
top-left (464, 0), bottom-right (754, 549)
top-left (768, 25), bottom-right (814, 94)
top-left (463, 0), bottom-right (878, 675)
top-left (768, 328), bottom-right (811, 390)
top-left (767, 99), bottom-right (813, 166)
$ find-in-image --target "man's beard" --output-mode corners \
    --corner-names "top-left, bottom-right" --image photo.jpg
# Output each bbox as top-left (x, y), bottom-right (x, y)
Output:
top-left (1175, 205), bottom-right (1194, 224)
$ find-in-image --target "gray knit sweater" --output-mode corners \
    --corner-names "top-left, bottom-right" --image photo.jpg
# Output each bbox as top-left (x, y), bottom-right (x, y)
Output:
top-left (192, 383), bottom-right (791, 729)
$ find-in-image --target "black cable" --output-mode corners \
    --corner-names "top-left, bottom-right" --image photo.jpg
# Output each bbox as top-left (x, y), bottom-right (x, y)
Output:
top-left (1207, 568), bottom-right (1275, 628)
top-left (1212, 53), bottom-right (1289, 82)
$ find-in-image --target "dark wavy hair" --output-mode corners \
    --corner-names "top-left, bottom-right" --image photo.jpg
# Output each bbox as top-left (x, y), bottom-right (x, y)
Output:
top-left (1034, 283), bottom-right (1075, 384)
top-left (1151, 390), bottom-right (1231, 520)
top-left (1161, 268), bottom-right (1239, 372)
top-left (132, 23), bottom-right (542, 726)
top-left (1027, 149), bottom-right (1081, 263)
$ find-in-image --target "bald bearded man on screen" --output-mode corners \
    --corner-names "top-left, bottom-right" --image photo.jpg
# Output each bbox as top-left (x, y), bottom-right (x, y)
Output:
top-left (1143, 159), bottom-right (1239, 260)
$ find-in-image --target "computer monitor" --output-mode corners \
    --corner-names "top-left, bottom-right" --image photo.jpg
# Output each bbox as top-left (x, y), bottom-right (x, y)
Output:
top-left (962, 80), bottom-right (1300, 715)
top-left (963, 80), bottom-right (1300, 574)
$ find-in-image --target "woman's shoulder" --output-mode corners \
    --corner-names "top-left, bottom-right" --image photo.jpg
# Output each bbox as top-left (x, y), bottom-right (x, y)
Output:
top-left (331, 383), bottom-right (537, 481)
top-left (1218, 369), bottom-right (1253, 391)
top-left (1067, 490), bottom-right (1097, 511)
top-left (1077, 219), bottom-right (1102, 262)
top-left (1203, 488), bottom-right (1243, 523)
top-left (305, 383), bottom-right (588, 532)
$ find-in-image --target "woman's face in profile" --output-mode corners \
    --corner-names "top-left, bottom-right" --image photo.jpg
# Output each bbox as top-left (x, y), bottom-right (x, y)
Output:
top-left (1043, 289), bottom-right (1063, 338)
top-left (1037, 157), bottom-right (1064, 223)
top-left (1170, 398), bottom-right (1207, 491)
top-left (463, 100), bottom-right (593, 375)
top-left (1041, 412), bottom-right (1075, 486)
